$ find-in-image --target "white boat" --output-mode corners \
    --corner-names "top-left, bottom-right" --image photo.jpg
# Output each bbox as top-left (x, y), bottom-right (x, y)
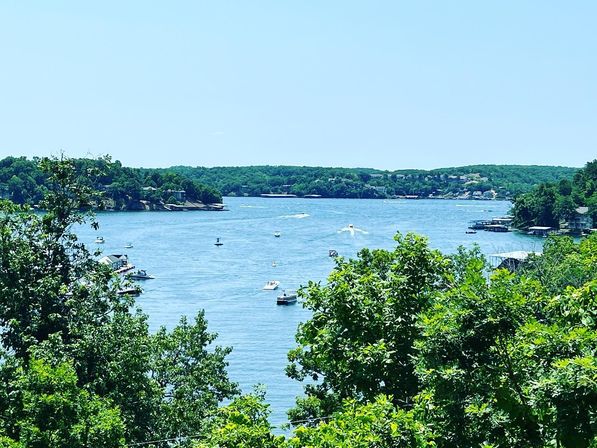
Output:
top-left (277, 290), bottom-right (297, 305)
top-left (263, 280), bottom-right (280, 290)
top-left (128, 269), bottom-right (154, 280)
top-left (274, 231), bottom-right (281, 238)
top-left (95, 237), bottom-right (105, 244)
top-left (124, 243), bottom-right (133, 248)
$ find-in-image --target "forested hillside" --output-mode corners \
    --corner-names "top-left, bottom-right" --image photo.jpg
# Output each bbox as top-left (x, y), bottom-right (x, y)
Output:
top-left (512, 159), bottom-right (596, 229)
top-left (0, 156), bottom-right (222, 209)
top-left (0, 156), bottom-right (577, 205)
top-left (168, 164), bottom-right (577, 199)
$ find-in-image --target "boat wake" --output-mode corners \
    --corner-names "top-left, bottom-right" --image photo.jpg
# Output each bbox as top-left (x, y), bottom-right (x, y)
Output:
top-left (280, 213), bottom-right (310, 219)
top-left (338, 224), bottom-right (368, 236)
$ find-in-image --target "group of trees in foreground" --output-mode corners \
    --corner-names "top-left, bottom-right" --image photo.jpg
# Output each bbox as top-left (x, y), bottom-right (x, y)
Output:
top-left (0, 157), bottom-right (596, 447)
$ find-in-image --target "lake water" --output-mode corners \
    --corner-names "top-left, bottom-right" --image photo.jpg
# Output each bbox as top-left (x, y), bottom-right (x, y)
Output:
top-left (78, 197), bottom-right (545, 428)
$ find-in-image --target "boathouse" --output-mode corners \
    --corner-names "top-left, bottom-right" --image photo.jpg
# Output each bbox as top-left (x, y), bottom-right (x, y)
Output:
top-left (527, 226), bottom-right (552, 236)
top-left (490, 251), bottom-right (541, 272)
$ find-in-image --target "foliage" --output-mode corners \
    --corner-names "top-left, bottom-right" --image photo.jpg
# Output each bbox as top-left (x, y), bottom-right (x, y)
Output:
top-left (168, 164), bottom-right (577, 199)
top-left (512, 159), bottom-right (596, 229)
top-left (416, 234), bottom-right (597, 447)
top-left (0, 157), bottom-right (237, 446)
top-left (286, 233), bottom-right (451, 421)
top-left (151, 313), bottom-right (240, 443)
top-left (287, 396), bottom-right (432, 448)
top-left (519, 233), bottom-right (597, 295)
top-left (0, 355), bottom-right (126, 448)
top-left (0, 155), bottom-right (222, 209)
top-left (196, 388), bottom-right (286, 448)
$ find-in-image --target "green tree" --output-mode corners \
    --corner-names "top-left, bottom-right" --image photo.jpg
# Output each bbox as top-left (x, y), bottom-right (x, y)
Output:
top-left (416, 238), bottom-right (597, 447)
top-left (0, 355), bottom-right (126, 448)
top-left (287, 396), bottom-right (431, 448)
top-left (0, 157), bottom-right (238, 445)
top-left (286, 233), bottom-right (451, 421)
top-left (197, 388), bottom-right (286, 448)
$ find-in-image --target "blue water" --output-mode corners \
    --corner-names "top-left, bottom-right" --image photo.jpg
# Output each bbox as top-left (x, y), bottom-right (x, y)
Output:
top-left (77, 197), bottom-right (544, 427)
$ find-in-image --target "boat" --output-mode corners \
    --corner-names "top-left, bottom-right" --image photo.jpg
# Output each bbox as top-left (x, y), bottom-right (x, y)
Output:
top-left (329, 249), bottom-right (338, 257)
top-left (263, 280), bottom-right (280, 290)
top-left (95, 237), bottom-right (105, 244)
top-left (465, 230), bottom-right (477, 234)
top-left (277, 290), bottom-right (297, 305)
top-left (128, 269), bottom-right (154, 280)
top-left (468, 220), bottom-right (492, 230)
top-left (272, 261), bottom-right (277, 267)
top-left (117, 286), bottom-right (142, 296)
top-left (274, 231), bottom-right (281, 238)
top-left (214, 238), bottom-right (223, 246)
top-left (124, 243), bottom-right (133, 248)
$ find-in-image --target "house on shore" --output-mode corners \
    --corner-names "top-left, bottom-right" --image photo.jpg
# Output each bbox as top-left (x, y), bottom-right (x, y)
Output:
top-left (567, 206), bottom-right (593, 233)
top-left (165, 189), bottom-right (186, 202)
top-left (99, 254), bottom-right (130, 271)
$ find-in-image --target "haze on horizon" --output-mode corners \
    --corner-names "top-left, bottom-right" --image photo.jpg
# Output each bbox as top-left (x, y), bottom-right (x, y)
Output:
top-left (0, 1), bottom-right (595, 170)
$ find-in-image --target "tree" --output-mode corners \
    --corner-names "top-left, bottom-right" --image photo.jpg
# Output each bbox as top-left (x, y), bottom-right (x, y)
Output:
top-left (196, 388), bottom-right (286, 448)
top-left (286, 233), bottom-right (451, 421)
top-left (0, 355), bottom-right (126, 448)
top-left (287, 396), bottom-right (431, 448)
top-left (416, 236), bottom-right (597, 447)
top-left (0, 157), bottom-right (238, 445)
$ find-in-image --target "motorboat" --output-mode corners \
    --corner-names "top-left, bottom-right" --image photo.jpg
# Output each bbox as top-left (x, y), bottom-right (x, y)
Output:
top-left (124, 243), bottom-right (133, 248)
top-left (95, 237), bottom-right (105, 244)
top-left (117, 286), bottom-right (142, 296)
top-left (214, 238), bottom-right (223, 246)
top-left (274, 231), bottom-right (281, 238)
top-left (329, 249), bottom-right (338, 257)
top-left (277, 290), bottom-right (297, 305)
top-left (465, 230), bottom-right (477, 234)
top-left (263, 280), bottom-right (280, 290)
top-left (128, 269), bottom-right (155, 280)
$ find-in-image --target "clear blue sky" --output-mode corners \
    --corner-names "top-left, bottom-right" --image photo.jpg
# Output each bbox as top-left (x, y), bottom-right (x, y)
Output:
top-left (0, 1), bottom-right (595, 169)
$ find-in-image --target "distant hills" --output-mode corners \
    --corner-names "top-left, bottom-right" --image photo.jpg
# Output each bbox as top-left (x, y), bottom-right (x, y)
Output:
top-left (0, 156), bottom-right (579, 205)
top-left (165, 164), bottom-right (578, 200)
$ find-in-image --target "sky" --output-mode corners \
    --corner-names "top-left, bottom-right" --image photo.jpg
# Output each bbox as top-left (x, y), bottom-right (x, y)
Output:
top-left (0, 1), bottom-right (595, 170)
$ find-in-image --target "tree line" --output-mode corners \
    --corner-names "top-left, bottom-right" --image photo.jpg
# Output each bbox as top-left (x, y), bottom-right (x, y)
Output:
top-left (0, 157), bottom-right (595, 447)
top-left (511, 159), bottom-right (596, 229)
top-left (168, 164), bottom-right (577, 199)
top-left (0, 156), bottom-right (222, 209)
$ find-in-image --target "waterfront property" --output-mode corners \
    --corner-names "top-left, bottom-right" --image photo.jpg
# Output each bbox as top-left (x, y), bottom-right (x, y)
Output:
top-left (99, 254), bottom-right (132, 272)
top-left (567, 206), bottom-right (593, 233)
